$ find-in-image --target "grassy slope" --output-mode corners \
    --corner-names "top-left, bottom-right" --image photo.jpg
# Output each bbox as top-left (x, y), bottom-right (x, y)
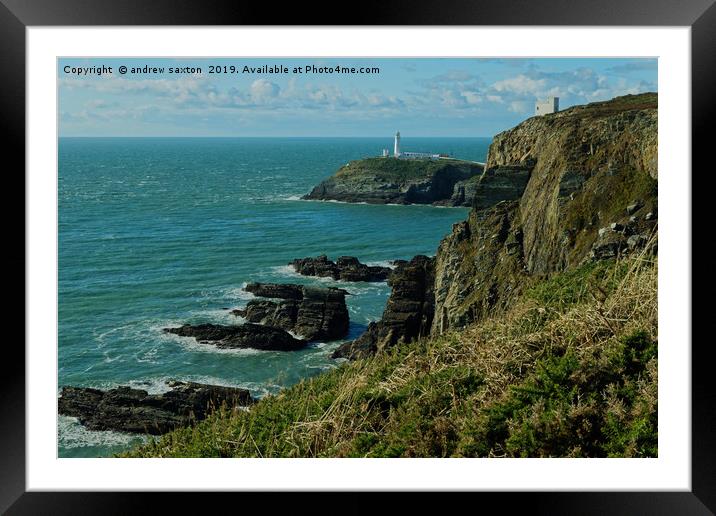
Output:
top-left (124, 246), bottom-right (657, 458)
top-left (334, 157), bottom-right (479, 183)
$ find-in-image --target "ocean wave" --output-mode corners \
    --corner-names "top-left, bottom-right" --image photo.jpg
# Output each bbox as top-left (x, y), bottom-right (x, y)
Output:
top-left (58, 415), bottom-right (149, 450)
top-left (365, 260), bottom-right (397, 269)
top-left (190, 308), bottom-right (242, 325)
top-left (224, 283), bottom-right (257, 301)
top-left (269, 264), bottom-right (302, 278)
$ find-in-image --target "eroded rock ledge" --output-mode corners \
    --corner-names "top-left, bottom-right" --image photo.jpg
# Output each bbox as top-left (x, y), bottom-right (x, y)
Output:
top-left (58, 381), bottom-right (253, 435)
top-left (165, 322), bottom-right (306, 351)
top-left (290, 255), bottom-right (392, 282)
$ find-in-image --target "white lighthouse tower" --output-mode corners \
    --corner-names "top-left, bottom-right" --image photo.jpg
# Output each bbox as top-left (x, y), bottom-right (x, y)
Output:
top-left (393, 131), bottom-right (401, 157)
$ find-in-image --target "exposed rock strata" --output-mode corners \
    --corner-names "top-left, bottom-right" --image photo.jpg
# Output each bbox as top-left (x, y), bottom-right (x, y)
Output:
top-left (235, 283), bottom-right (350, 341)
top-left (303, 157), bottom-right (483, 206)
top-left (470, 165), bottom-right (531, 211)
top-left (58, 381), bottom-right (253, 435)
top-left (290, 255), bottom-right (392, 282)
top-left (165, 322), bottom-right (306, 351)
top-left (332, 255), bottom-right (435, 360)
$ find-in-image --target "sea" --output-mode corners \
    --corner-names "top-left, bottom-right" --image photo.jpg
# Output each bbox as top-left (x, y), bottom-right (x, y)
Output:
top-left (58, 137), bottom-right (491, 457)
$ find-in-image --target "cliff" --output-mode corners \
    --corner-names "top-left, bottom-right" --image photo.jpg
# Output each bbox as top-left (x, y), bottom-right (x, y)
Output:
top-left (432, 93), bottom-right (658, 333)
top-left (303, 157), bottom-right (483, 206)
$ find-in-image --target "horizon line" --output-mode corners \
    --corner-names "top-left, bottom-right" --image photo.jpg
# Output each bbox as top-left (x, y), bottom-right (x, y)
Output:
top-left (58, 135), bottom-right (495, 139)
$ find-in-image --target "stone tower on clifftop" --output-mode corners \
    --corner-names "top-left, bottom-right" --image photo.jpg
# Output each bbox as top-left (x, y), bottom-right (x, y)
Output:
top-left (535, 96), bottom-right (559, 116)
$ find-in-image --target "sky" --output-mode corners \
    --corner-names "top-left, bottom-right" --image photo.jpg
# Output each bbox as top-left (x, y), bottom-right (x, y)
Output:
top-left (58, 57), bottom-right (657, 137)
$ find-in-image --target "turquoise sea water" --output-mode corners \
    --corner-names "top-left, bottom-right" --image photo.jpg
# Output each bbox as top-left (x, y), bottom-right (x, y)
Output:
top-left (58, 137), bottom-right (490, 457)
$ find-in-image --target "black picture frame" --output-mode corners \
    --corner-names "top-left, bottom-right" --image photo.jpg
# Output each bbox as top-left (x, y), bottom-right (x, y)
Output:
top-left (5, 0), bottom-right (712, 513)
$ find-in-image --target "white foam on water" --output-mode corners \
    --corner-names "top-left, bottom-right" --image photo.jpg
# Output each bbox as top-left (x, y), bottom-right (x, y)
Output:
top-left (125, 377), bottom-right (175, 394)
top-left (58, 415), bottom-right (149, 450)
top-left (94, 323), bottom-right (138, 348)
top-left (269, 264), bottom-right (302, 278)
top-left (102, 351), bottom-right (123, 364)
top-left (191, 308), bottom-right (241, 325)
top-left (233, 283), bottom-right (258, 301)
top-left (134, 345), bottom-right (160, 364)
top-left (287, 329), bottom-right (305, 340)
top-left (365, 260), bottom-right (397, 269)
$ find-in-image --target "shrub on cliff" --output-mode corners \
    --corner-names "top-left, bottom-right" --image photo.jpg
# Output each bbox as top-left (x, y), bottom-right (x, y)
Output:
top-left (124, 243), bottom-right (657, 458)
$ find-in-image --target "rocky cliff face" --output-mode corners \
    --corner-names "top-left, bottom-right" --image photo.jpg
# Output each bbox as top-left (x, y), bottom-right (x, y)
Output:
top-left (303, 157), bottom-right (483, 206)
top-left (432, 93), bottom-right (658, 334)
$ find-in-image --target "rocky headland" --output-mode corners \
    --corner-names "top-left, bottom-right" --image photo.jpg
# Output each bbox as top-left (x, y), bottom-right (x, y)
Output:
top-left (290, 255), bottom-right (392, 282)
top-left (303, 157), bottom-right (483, 206)
top-left (58, 381), bottom-right (253, 434)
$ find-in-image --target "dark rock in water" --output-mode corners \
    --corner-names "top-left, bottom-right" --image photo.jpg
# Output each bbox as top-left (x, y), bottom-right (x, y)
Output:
top-left (290, 255), bottom-right (392, 282)
top-left (332, 255), bottom-right (435, 360)
top-left (244, 282), bottom-right (304, 300)
top-left (58, 381), bottom-right (253, 435)
top-left (233, 300), bottom-right (299, 332)
top-left (236, 283), bottom-right (350, 341)
top-left (164, 322), bottom-right (306, 351)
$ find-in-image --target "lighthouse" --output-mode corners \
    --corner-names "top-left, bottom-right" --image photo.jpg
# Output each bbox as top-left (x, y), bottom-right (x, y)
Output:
top-left (393, 131), bottom-right (401, 157)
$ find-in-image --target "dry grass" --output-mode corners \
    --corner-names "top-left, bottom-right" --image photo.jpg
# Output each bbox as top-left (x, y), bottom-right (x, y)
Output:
top-left (125, 240), bottom-right (657, 458)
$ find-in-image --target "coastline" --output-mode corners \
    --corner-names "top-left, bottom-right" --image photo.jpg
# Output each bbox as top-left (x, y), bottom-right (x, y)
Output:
top-left (58, 94), bottom-right (659, 458)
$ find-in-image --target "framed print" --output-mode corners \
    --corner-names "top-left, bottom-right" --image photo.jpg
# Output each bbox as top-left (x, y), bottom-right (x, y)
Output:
top-left (5, 0), bottom-right (713, 513)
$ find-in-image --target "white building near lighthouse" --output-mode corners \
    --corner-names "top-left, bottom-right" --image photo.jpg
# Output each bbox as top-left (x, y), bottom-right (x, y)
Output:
top-left (381, 130), bottom-right (444, 160)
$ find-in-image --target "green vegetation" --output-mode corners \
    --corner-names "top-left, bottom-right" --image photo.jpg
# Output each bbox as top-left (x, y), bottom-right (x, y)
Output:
top-left (566, 92), bottom-right (657, 118)
top-left (525, 259), bottom-right (631, 310)
top-left (124, 249), bottom-right (657, 458)
top-left (335, 157), bottom-right (480, 183)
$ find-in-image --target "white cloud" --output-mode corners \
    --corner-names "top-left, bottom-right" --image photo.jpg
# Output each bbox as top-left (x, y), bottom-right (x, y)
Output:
top-left (249, 79), bottom-right (280, 102)
top-left (492, 75), bottom-right (547, 95)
